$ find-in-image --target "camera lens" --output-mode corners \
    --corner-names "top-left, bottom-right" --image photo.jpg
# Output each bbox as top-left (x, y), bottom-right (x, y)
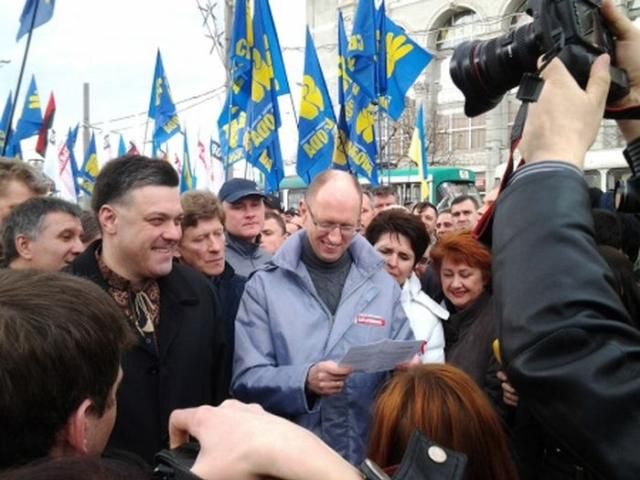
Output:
top-left (450, 23), bottom-right (540, 117)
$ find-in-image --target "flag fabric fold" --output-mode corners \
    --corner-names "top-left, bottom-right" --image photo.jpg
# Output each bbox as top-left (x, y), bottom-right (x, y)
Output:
top-left (17, 0), bottom-right (56, 41)
top-left (409, 105), bottom-right (428, 200)
top-left (79, 132), bottom-right (98, 196)
top-left (117, 135), bottom-right (127, 157)
top-left (181, 131), bottom-right (194, 193)
top-left (296, 28), bottom-right (337, 184)
top-left (347, 0), bottom-right (377, 102)
top-left (13, 75), bottom-right (43, 142)
top-left (35, 92), bottom-right (56, 157)
top-left (57, 125), bottom-right (80, 201)
top-left (148, 50), bottom-right (181, 154)
top-left (0, 92), bottom-right (13, 154)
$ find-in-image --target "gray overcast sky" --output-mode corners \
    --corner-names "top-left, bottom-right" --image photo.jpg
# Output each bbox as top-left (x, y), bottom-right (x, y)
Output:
top-left (0, 0), bottom-right (305, 168)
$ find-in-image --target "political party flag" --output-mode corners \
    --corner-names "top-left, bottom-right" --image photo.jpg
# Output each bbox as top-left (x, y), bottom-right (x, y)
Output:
top-left (409, 105), bottom-right (428, 200)
top-left (148, 50), bottom-right (180, 153)
top-left (375, 0), bottom-right (387, 98)
top-left (195, 138), bottom-right (211, 190)
top-left (247, 0), bottom-right (284, 192)
top-left (117, 134), bottom-right (126, 156)
top-left (79, 132), bottom-right (98, 196)
top-left (181, 130), bottom-right (194, 193)
top-left (13, 75), bottom-right (42, 142)
top-left (0, 92), bottom-right (12, 154)
top-left (17, 0), bottom-right (55, 41)
top-left (347, 0), bottom-right (376, 101)
top-left (260, 0), bottom-right (290, 96)
top-left (35, 92), bottom-right (56, 156)
top-left (297, 28), bottom-right (337, 184)
top-left (381, 16), bottom-right (433, 121)
top-left (57, 125), bottom-right (80, 201)
top-left (217, 0), bottom-right (252, 169)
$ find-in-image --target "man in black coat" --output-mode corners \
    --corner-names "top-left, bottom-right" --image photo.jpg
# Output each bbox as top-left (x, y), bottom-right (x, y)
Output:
top-left (68, 155), bottom-right (230, 464)
top-left (492, 2), bottom-right (640, 478)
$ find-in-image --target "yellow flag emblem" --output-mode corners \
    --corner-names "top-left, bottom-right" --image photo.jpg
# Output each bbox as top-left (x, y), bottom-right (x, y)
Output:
top-left (300, 75), bottom-right (324, 121)
top-left (386, 32), bottom-right (414, 78)
top-left (356, 106), bottom-right (375, 144)
top-left (251, 46), bottom-right (273, 103)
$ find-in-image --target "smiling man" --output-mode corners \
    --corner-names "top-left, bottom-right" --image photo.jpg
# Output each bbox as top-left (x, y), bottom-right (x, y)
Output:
top-left (1, 197), bottom-right (83, 271)
top-left (219, 178), bottom-right (271, 276)
top-left (232, 170), bottom-right (413, 466)
top-left (68, 155), bottom-right (230, 464)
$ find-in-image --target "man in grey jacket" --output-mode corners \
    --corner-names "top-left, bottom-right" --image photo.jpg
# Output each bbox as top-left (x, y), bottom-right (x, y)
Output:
top-left (219, 178), bottom-right (272, 276)
top-left (232, 170), bottom-right (414, 465)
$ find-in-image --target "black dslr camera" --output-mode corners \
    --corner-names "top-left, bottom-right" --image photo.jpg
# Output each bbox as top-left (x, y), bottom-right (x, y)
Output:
top-left (449, 0), bottom-right (629, 118)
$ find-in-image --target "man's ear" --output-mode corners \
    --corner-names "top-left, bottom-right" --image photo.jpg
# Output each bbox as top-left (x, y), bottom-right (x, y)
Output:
top-left (14, 234), bottom-right (33, 261)
top-left (299, 199), bottom-right (308, 221)
top-left (64, 398), bottom-right (93, 455)
top-left (98, 205), bottom-right (118, 236)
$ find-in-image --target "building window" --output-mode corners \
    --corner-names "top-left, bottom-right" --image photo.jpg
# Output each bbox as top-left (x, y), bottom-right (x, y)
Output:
top-left (436, 111), bottom-right (487, 153)
top-left (436, 10), bottom-right (481, 50)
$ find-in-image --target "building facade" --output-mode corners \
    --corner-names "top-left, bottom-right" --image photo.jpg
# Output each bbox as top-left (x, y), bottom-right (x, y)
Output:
top-left (306, 0), bottom-right (640, 192)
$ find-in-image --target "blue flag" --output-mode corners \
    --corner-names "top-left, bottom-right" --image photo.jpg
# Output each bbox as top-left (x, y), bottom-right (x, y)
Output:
top-left (260, 0), bottom-right (290, 96)
top-left (297, 28), bottom-right (337, 184)
top-left (117, 134), bottom-right (126, 157)
top-left (181, 131), bottom-right (194, 193)
top-left (381, 16), bottom-right (433, 121)
top-left (148, 50), bottom-right (180, 153)
top-left (79, 132), bottom-right (98, 196)
top-left (4, 135), bottom-right (22, 160)
top-left (68, 125), bottom-right (81, 197)
top-left (375, 1), bottom-right (387, 98)
top-left (347, 0), bottom-right (376, 102)
top-left (0, 92), bottom-right (12, 154)
top-left (217, 0), bottom-right (252, 170)
top-left (339, 12), bottom-right (378, 185)
top-left (17, 0), bottom-right (55, 41)
top-left (13, 75), bottom-right (42, 142)
top-left (247, 0), bottom-right (284, 192)
top-left (409, 106), bottom-right (428, 199)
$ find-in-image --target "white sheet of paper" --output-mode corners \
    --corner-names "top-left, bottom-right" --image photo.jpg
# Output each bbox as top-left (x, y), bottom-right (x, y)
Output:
top-left (338, 339), bottom-right (424, 373)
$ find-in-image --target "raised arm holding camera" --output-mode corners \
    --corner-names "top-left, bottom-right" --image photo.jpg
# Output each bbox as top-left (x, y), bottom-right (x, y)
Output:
top-left (490, 1), bottom-right (640, 479)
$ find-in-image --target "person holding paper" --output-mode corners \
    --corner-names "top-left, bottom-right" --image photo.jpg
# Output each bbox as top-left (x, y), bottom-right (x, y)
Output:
top-left (232, 170), bottom-right (414, 466)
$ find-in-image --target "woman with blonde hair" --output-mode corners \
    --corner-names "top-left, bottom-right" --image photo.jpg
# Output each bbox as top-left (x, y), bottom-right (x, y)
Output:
top-left (368, 364), bottom-right (518, 480)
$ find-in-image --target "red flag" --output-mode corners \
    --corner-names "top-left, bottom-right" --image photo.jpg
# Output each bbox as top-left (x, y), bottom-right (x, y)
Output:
top-left (127, 141), bottom-right (139, 155)
top-left (35, 92), bottom-right (56, 156)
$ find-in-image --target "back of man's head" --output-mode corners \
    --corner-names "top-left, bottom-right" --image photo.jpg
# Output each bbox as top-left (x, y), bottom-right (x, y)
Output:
top-left (0, 270), bottom-right (134, 470)
top-left (91, 155), bottom-right (179, 212)
top-left (1, 197), bottom-right (82, 269)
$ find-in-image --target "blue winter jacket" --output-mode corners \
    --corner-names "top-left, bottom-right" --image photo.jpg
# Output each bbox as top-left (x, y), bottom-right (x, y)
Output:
top-left (232, 231), bottom-right (414, 465)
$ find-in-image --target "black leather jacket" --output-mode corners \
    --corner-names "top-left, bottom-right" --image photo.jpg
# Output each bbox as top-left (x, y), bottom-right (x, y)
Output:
top-left (492, 165), bottom-right (640, 480)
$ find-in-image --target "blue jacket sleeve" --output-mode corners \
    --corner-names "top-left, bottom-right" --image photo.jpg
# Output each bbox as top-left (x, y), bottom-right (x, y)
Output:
top-left (231, 274), bottom-right (315, 416)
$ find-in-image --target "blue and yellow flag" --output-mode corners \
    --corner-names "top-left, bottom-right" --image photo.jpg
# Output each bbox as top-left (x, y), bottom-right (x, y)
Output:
top-left (260, 0), bottom-right (290, 96)
top-left (297, 28), bottom-right (337, 184)
top-left (409, 105), bottom-right (428, 200)
top-left (181, 130), bottom-right (194, 193)
top-left (381, 16), bottom-right (433, 121)
top-left (247, 0), bottom-right (284, 192)
top-left (339, 11), bottom-right (379, 185)
top-left (13, 75), bottom-right (42, 142)
top-left (217, 0), bottom-right (252, 169)
top-left (0, 92), bottom-right (12, 154)
top-left (148, 49), bottom-right (181, 153)
top-left (375, 1), bottom-right (387, 98)
top-left (347, 0), bottom-right (376, 102)
top-left (79, 132), bottom-right (99, 196)
top-left (17, 0), bottom-right (55, 41)
top-left (67, 125), bottom-right (81, 198)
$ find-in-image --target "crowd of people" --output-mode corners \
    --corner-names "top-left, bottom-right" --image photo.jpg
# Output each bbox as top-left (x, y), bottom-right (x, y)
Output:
top-left (1, 1), bottom-right (640, 478)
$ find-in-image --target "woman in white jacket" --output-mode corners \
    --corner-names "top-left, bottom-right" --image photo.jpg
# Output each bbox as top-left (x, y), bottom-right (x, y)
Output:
top-left (365, 209), bottom-right (448, 363)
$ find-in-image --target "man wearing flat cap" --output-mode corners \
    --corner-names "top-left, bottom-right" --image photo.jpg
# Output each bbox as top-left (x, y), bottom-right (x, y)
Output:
top-left (219, 178), bottom-right (271, 276)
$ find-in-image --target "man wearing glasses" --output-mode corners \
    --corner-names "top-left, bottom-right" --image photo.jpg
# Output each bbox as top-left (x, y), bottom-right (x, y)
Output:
top-left (232, 170), bottom-right (414, 466)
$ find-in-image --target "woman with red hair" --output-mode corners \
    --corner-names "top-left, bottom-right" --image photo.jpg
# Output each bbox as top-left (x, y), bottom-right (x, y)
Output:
top-left (429, 232), bottom-right (502, 400)
top-left (368, 364), bottom-right (518, 480)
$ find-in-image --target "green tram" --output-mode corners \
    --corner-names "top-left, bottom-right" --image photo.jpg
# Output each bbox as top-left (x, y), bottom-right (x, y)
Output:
top-left (279, 166), bottom-right (480, 210)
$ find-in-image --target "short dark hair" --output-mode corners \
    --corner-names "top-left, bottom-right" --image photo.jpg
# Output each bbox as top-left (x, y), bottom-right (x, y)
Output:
top-left (79, 210), bottom-right (101, 245)
top-left (0, 159), bottom-right (49, 197)
top-left (91, 155), bottom-right (179, 212)
top-left (372, 185), bottom-right (396, 198)
top-left (412, 201), bottom-right (437, 216)
top-left (0, 270), bottom-right (135, 469)
top-left (1, 197), bottom-right (82, 266)
top-left (365, 209), bottom-right (430, 266)
top-left (451, 195), bottom-right (480, 210)
top-left (264, 211), bottom-right (286, 235)
top-left (180, 190), bottom-right (225, 230)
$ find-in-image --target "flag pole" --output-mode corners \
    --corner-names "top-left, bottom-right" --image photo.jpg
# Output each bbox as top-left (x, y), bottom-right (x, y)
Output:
top-left (1, 0), bottom-right (40, 157)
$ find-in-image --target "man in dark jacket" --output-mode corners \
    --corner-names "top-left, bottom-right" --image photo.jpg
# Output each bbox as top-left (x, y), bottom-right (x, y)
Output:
top-left (68, 155), bottom-right (230, 464)
top-left (492, 2), bottom-right (640, 478)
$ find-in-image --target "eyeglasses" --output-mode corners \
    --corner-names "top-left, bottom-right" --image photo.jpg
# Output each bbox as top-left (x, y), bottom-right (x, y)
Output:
top-left (307, 205), bottom-right (358, 237)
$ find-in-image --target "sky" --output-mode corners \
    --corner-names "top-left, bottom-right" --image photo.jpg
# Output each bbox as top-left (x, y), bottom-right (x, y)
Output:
top-left (0, 0), bottom-right (306, 172)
